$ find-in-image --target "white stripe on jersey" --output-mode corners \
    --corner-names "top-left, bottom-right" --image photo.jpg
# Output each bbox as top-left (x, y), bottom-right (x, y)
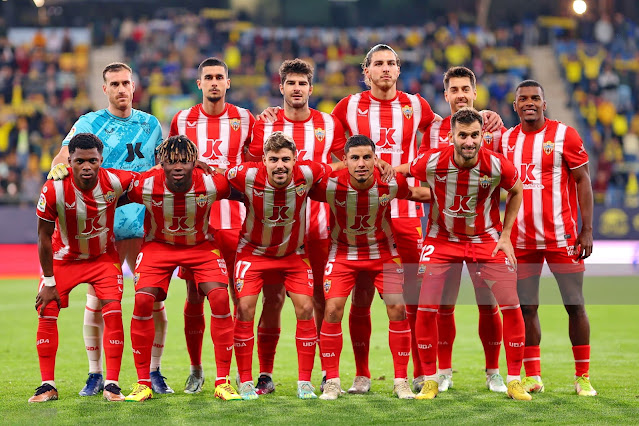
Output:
top-left (143, 176), bottom-right (157, 242)
top-left (552, 123), bottom-right (568, 245)
top-left (531, 130), bottom-right (545, 247)
top-left (442, 157), bottom-right (460, 242)
top-left (512, 130), bottom-right (527, 248)
top-left (484, 155), bottom-right (503, 242)
top-left (345, 93), bottom-right (362, 135)
top-left (54, 180), bottom-right (69, 259)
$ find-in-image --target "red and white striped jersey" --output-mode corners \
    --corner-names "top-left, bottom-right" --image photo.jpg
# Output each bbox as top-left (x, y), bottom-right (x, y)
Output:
top-left (500, 119), bottom-right (589, 249)
top-left (309, 168), bottom-right (410, 260)
top-left (332, 90), bottom-right (435, 219)
top-left (250, 108), bottom-right (346, 240)
top-left (170, 103), bottom-right (254, 230)
top-left (128, 168), bottom-right (231, 246)
top-left (420, 115), bottom-right (505, 154)
top-left (410, 145), bottom-right (519, 243)
top-left (225, 160), bottom-right (330, 257)
top-left (36, 168), bottom-right (135, 260)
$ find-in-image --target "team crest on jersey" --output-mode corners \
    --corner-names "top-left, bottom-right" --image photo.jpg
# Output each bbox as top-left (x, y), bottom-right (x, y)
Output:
top-left (37, 194), bottom-right (46, 212)
top-left (196, 194), bottom-right (208, 208)
top-left (235, 278), bottom-right (244, 293)
top-left (230, 118), bottom-right (240, 131)
top-left (104, 191), bottom-right (116, 204)
top-left (380, 193), bottom-right (390, 206)
top-left (323, 279), bottom-right (331, 294)
top-left (543, 140), bottom-right (555, 155)
top-left (402, 105), bottom-right (413, 120)
top-left (296, 183), bottom-right (308, 197)
top-left (134, 272), bottom-right (141, 285)
top-left (483, 132), bottom-right (493, 146)
top-left (479, 175), bottom-right (493, 188)
top-left (315, 127), bottom-right (326, 142)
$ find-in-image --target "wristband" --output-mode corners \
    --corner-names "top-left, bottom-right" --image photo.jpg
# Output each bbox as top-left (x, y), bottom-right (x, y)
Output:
top-left (42, 276), bottom-right (56, 287)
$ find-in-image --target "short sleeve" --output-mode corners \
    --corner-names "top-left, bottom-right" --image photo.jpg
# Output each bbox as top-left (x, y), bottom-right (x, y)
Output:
top-left (127, 174), bottom-right (145, 204)
top-left (417, 95), bottom-right (436, 132)
top-left (498, 154), bottom-right (519, 190)
top-left (169, 112), bottom-right (180, 137)
top-left (308, 177), bottom-right (328, 202)
top-left (394, 173), bottom-right (411, 200)
top-left (409, 151), bottom-right (432, 182)
top-left (563, 126), bottom-right (589, 170)
top-left (329, 114), bottom-right (347, 154)
top-left (213, 173), bottom-right (231, 199)
top-left (61, 118), bottom-right (92, 146)
top-left (248, 121), bottom-right (265, 158)
top-left (225, 162), bottom-right (252, 191)
top-left (36, 181), bottom-right (57, 221)
top-left (150, 116), bottom-right (164, 149)
top-left (331, 96), bottom-right (351, 133)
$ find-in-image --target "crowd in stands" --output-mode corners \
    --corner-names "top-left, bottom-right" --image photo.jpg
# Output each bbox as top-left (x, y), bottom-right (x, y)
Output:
top-left (556, 13), bottom-right (639, 207)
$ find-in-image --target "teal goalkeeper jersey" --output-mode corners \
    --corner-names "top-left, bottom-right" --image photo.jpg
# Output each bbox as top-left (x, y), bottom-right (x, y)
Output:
top-left (62, 108), bottom-right (163, 240)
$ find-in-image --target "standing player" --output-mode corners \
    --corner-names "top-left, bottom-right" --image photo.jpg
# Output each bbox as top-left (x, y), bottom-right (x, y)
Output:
top-left (30, 133), bottom-right (134, 402)
top-left (419, 66), bottom-right (507, 393)
top-left (249, 58), bottom-right (346, 393)
top-left (125, 136), bottom-right (240, 402)
top-left (48, 62), bottom-right (172, 395)
top-left (228, 132), bottom-right (333, 400)
top-left (311, 135), bottom-right (431, 400)
top-left (502, 80), bottom-right (596, 396)
top-left (169, 57), bottom-right (254, 394)
top-left (403, 107), bottom-right (530, 401)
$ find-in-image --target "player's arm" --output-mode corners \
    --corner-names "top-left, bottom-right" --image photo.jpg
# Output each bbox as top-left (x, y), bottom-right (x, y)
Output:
top-left (407, 186), bottom-right (431, 203)
top-left (376, 158), bottom-right (396, 182)
top-left (256, 106), bottom-right (281, 123)
top-left (479, 110), bottom-right (504, 133)
top-left (395, 163), bottom-right (411, 176)
top-left (572, 164), bottom-right (593, 259)
top-left (492, 179), bottom-right (523, 267)
top-left (35, 218), bottom-right (61, 314)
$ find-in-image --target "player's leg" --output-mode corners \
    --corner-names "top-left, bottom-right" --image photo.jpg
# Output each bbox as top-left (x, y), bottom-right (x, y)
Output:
top-left (80, 284), bottom-right (105, 396)
top-left (308, 238), bottom-right (330, 388)
top-left (435, 264), bottom-right (463, 392)
top-left (473, 285), bottom-right (505, 392)
top-left (182, 276), bottom-right (206, 393)
top-left (348, 275), bottom-right (374, 393)
top-left (256, 283), bottom-right (285, 394)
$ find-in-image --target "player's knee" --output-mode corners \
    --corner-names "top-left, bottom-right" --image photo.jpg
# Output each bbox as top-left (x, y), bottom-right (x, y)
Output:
top-left (386, 304), bottom-right (406, 321)
top-left (236, 298), bottom-right (257, 321)
top-left (324, 303), bottom-right (344, 323)
top-left (185, 280), bottom-right (205, 303)
top-left (564, 303), bottom-right (587, 317)
top-left (39, 302), bottom-right (60, 319)
top-left (294, 299), bottom-right (314, 320)
top-left (520, 304), bottom-right (539, 318)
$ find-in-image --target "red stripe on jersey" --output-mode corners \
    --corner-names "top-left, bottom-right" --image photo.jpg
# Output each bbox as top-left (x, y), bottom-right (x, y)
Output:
top-left (501, 119), bottom-right (588, 249)
top-left (250, 109), bottom-right (345, 240)
top-left (128, 168), bottom-right (230, 246)
top-left (36, 168), bottom-right (134, 260)
top-left (333, 90), bottom-right (435, 219)
top-left (227, 161), bottom-right (328, 257)
top-left (170, 103), bottom-right (254, 229)
top-left (410, 145), bottom-right (518, 243)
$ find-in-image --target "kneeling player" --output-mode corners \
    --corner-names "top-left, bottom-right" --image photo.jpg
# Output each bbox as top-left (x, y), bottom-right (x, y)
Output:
top-left (125, 136), bottom-right (239, 402)
top-left (402, 108), bottom-right (531, 401)
top-left (30, 133), bottom-right (134, 403)
top-left (311, 135), bottom-right (430, 400)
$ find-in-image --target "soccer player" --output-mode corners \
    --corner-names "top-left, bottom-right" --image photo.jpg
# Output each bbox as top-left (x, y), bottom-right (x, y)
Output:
top-left (48, 62), bottom-right (172, 395)
top-left (169, 57), bottom-right (254, 394)
top-left (124, 136), bottom-right (240, 402)
top-left (311, 135), bottom-right (431, 400)
top-left (248, 58), bottom-right (346, 394)
top-left (402, 107), bottom-right (531, 401)
top-left (30, 133), bottom-right (134, 403)
top-left (502, 80), bottom-right (596, 396)
top-left (419, 66), bottom-right (507, 393)
top-left (228, 131), bottom-right (334, 400)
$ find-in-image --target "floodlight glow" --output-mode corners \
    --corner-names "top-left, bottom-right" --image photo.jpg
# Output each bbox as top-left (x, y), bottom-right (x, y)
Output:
top-left (33, 0), bottom-right (45, 7)
top-left (573, 0), bottom-right (587, 15)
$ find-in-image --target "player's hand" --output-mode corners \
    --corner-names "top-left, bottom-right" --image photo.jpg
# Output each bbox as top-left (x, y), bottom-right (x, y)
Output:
top-left (257, 106), bottom-right (281, 123)
top-left (492, 237), bottom-right (517, 270)
top-left (480, 110), bottom-right (504, 133)
top-left (195, 160), bottom-right (214, 175)
top-left (377, 159), bottom-right (396, 182)
top-left (47, 163), bottom-right (69, 181)
top-left (574, 228), bottom-right (593, 259)
top-left (35, 286), bottom-right (61, 316)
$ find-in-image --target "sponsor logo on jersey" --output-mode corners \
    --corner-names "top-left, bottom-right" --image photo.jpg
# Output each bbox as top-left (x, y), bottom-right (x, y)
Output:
top-left (335, 199), bottom-right (346, 207)
top-left (402, 105), bottom-right (413, 120)
top-left (380, 193), bottom-right (390, 206)
top-left (37, 194), bottom-right (47, 212)
top-left (296, 183), bottom-right (307, 197)
top-left (253, 189), bottom-right (264, 197)
top-left (323, 279), bottom-right (331, 294)
top-left (151, 199), bottom-right (163, 208)
top-left (230, 118), bottom-right (240, 131)
top-left (479, 174), bottom-right (493, 188)
top-left (543, 140), bottom-right (554, 155)
top-left (104, 191), bottom-right (116, 204)
top-left (235, 278), bottom-right (244, 293)
top-left (187, 121), bottom-right (197, 127)
top-left (65, 201), bottom-right (76, 210)
top-left (357, 108), bottom-right (368, 116)
top-left (227, 166), bottom-right (238, 180)
top-left (196, 194), bottom-right (207, 208)
top-left (315, 127), bottom-right (326, 142)
top-left (434, 174), bottom-right (446, 183)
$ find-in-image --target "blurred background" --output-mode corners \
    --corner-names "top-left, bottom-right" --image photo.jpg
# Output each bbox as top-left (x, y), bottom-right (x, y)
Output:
top-left (0, 0), bottom-right (638, 257)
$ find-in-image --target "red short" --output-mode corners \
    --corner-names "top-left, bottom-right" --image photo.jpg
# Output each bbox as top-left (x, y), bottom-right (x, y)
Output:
top-left (233, 251), bottom-right (314, 298)
top-left (515, 246), bottom-right (585, 280)
top-left (306, 238), bottom-right (330, 286)
top-left (390, 217), bottom-right (423, 266)
top-left (179, 227), bottom-right (240, 281)
top-left (135, 241), bottom-right (228, 298)
top-left (418, 237), bottom-right (518, 306)
top-left (39, 252), bottom-right (123, 308)
top-left (323, 254), bottom-right (404, 299)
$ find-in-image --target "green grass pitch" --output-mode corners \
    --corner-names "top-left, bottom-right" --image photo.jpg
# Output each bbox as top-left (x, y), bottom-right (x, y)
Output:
top-left (1, 276), bottom-right (638, 424)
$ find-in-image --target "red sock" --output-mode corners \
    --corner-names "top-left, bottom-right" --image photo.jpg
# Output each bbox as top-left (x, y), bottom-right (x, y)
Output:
top-left (234, 319), bottom-right (254, 383)
top-left (102, 301), bottom-right (124, 382)
top-left (389, 319), bottom-right (411, 379)
top-left (406, 304), bottom-right (423, 377)
top-left (36, 303), bottom-right (59, 382)
top-left (478, 305), bottom-right (502, 370)
top-left (295, 318), bottom-right (317, 382)
top-left (184, 300), bottom-right (205, 367)
top-left (131, 292), bottom-right (155, 384)
top-left (349, 305), bottom-right (371, 377)
top-left (572, 345), bottom-right (590, 377)
top-left (523, 345), bottom-right (541, 377)
top-left (207, 288), bottom-right (234, 386)
top-left (257, 327), bottom-right (280, 375)
top-left (320, 321), bottom-right (342, 380)
top-left (416, 306), bottom-right (438, 376)
top-left (436, 307), bottom-right (455, 370)
top-left (500, 305), bottom-right (525, 376)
